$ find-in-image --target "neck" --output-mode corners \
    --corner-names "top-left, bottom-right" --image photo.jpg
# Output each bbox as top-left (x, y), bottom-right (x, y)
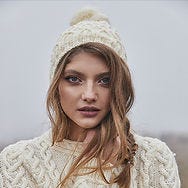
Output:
top-left (68, 123), bottom-right (87, 142)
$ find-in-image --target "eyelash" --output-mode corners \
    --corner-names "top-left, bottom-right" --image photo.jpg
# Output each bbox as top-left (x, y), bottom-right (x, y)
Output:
top-left (64, 76), bottom-right (81, 84)
top-left (99, 77), bottom-right (110, 86)
top-left (64, 76), bottom-right (110, 86)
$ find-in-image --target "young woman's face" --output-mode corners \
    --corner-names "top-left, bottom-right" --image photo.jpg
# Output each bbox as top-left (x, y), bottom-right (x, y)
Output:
top-left (58, 52), bottom-right (110, 138)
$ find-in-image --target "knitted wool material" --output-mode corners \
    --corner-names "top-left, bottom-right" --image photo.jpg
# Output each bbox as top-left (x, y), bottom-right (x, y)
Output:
top-left (50, 8), bottom-right (127, 80)
top-left (0, 130), bottom-right (180, 188)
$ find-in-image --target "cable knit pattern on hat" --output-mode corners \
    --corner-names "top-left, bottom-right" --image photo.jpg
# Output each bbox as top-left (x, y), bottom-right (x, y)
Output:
top-left (0, 130), bottom-right (180, 188)
top-left (50, 8), bottom-right (127, 80)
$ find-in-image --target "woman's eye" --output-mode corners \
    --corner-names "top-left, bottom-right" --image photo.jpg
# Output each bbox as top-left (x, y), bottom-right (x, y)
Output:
top-left (65, 76), bottom-right (81, 83)
top-left (99, 77), bottom-right (110, 85)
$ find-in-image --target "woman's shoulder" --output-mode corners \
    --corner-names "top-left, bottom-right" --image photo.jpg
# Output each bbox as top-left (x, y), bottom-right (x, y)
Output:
top-left (0, 130), bottom-right (52, 162)
top-left (134, 133), bottom-right (176, 162)
top-left (0, 131), bottom-right (61, 187)
top-left (132, 133), bottom-right (181, 187)
top-left (134, 133), bottom-right (173, 153)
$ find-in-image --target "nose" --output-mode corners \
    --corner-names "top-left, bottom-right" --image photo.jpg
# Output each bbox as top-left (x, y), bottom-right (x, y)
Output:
top-left (81, 81), bottom-right (97, 103)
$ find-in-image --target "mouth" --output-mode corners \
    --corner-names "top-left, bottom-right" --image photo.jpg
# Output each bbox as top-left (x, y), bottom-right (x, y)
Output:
top-left (78, 106), bottom-right (100, 111)
top-left (78, 106), bottom-right (100, 117)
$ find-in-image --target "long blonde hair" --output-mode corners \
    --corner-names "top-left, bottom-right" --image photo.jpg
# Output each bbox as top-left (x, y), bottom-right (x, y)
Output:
top-left (46, 42), bottom-right (137, 187)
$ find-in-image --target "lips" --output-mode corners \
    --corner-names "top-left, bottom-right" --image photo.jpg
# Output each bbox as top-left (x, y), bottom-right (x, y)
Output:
top-left (78, 106), bottom-right (100, 111)
top-left (78, 106), bottom-right (100, 117)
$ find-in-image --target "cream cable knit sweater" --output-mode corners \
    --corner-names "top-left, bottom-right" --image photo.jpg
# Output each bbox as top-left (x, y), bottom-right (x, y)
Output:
top-left (0, 130), bottom-right (180, 188)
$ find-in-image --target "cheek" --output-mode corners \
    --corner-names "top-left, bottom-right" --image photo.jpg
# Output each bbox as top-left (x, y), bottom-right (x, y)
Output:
top-left (101, 90), bottom-right (111, 107)
top-left (59, 85), bottom-right (80, 104)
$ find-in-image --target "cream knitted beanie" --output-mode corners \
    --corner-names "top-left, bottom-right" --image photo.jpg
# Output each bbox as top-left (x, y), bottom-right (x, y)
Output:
top-left (50, 8), bottom-right (127, 80)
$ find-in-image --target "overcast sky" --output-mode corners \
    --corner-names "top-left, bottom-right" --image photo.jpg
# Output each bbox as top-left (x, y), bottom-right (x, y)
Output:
top-left (0, 0), bottom-right (188, 144)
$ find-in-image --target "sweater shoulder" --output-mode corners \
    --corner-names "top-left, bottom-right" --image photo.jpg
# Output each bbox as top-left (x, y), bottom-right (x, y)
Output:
top-left (0, 131), bottom-right (55, 187)
top-left (134, 134), bottom-right (173, 155)
top-left (0, 130), bottom-right (52, 160)
top-left (133, 133), bottom-right (176, 166)
top-left (133, 134), bottom-right (181, 187)
top-left (0, 130), bottom-right (57, 187)
top-left (0, 130), bottom-right (52, 174)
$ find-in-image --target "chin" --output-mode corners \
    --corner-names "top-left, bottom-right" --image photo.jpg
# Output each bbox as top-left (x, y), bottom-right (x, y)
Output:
top-left (74, 118), bottom-right (103, 130)
top-left (81, 124), bottom-right (98, 129)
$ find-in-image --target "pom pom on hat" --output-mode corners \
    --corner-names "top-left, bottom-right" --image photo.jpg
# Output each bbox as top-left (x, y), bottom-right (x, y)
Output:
top-left (50, 8), bottom-right (127, 81)
top-left (70, 8), bottom-right (110, 26)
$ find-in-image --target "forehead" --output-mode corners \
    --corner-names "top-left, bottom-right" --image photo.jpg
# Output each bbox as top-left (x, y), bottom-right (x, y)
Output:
top-left (64, 52), bottom-right (109, 73)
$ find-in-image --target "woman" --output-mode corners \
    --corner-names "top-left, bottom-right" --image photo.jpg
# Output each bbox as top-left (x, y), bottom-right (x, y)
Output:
top-left (0, 8), bottom-right (180, 188)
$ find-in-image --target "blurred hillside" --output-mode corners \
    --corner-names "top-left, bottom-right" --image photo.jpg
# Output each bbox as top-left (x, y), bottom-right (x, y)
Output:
top-left (0, 133), bottom-right (187, 187)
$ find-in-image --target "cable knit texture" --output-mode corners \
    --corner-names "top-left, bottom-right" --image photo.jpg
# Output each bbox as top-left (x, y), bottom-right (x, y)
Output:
top-left (0, 130), bottom-right (180, 188)
top-left (50, 8), bottom-right (127, 80)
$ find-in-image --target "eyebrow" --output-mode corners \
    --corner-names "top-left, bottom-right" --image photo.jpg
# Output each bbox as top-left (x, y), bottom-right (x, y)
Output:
top-left (63, 70), bottom-right (110, 78)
